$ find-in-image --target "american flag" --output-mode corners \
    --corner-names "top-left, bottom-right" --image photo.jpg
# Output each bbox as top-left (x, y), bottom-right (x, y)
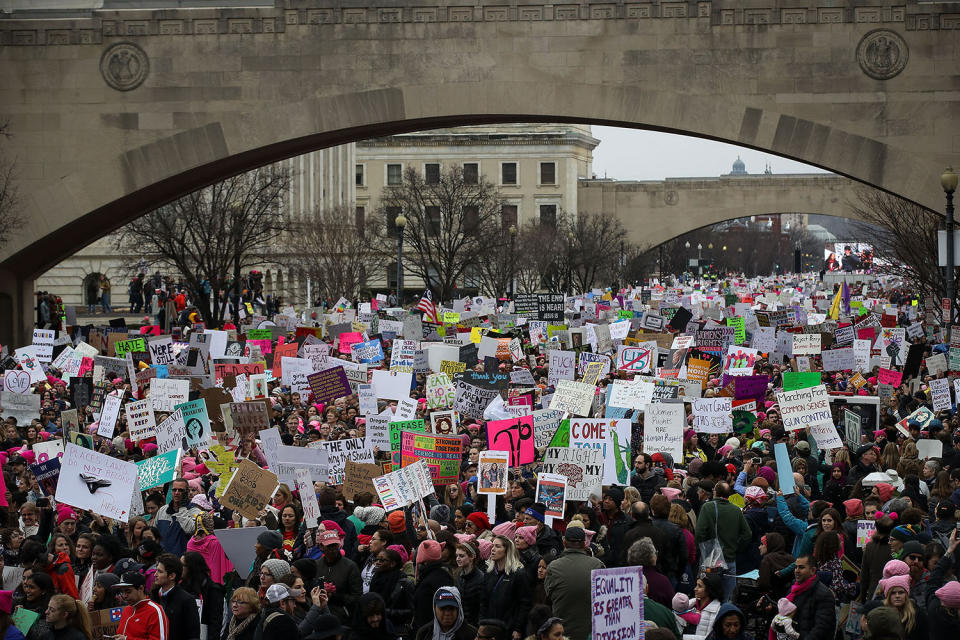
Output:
top-left (416, 289), bottom-right (439, 323)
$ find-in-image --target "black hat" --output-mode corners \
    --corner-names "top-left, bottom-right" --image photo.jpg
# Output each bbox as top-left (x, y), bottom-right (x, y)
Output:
top-left (302, 614), bottom-right (350, 639)
top-left (564, 526), bottom-right (586, 542)
top-left (114, 571), bottom-right (146, 589)
top-left (605, 485), bottom-right (625, 504)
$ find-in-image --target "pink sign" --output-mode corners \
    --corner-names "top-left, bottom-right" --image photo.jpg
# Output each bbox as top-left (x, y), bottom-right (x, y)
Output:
top-left (877, 367), bottom-right (902, 387)
top-left (338, 332), bottom-right (365, 355)
top-left (486, 416), bottom-right (535, 467)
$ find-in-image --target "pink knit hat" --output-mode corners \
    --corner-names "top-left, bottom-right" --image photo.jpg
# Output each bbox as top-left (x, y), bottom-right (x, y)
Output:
top-left (387, 544), bottom-right (409, 565)
top-left (515, 526), bottom-right (538, 547)
top-left (476, 539), bottom-right (493, 560)
top-left (777, 598), bottom-right (797, 616)
top-left (661, 487), bottom-right (682, 502)
top-left (744, 486), bottom-right (766, 506)
top-left (935, 581), bottom-right (960, 608)
top-left (493, 521), bottom-right (517, 539)
top-left (882, 574), bottom-right (911, 595)
top-left (56, 505), bottom-right (77, 526)
top-left (454, 533), bottom-right (476, 545)
top-left (882, 559), bottom-right (910, 579)
top-left (416, 539), bottom-right (444, 564)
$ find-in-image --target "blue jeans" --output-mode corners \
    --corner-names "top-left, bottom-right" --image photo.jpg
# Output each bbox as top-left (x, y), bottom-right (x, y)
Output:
top-left (100, 292), bottom-right (112, 312)
top-left (722, 560), bottom-right (737, 602)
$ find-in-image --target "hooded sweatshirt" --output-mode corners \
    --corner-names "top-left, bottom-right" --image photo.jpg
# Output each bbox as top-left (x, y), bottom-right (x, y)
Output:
top-left (706, 603), bottom-right (749, 640)
top-left (414, 586), bottom-right (476, 640)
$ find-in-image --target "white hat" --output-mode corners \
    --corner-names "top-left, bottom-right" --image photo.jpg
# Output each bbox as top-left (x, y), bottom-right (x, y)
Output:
top-left (265, 584), bottom-right (292, 604)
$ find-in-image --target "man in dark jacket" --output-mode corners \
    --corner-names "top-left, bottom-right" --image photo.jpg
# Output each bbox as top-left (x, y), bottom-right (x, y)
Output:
top-left (620, 501), bottom-right (668, 569)
top-left (649, 493), bottom-right (687, 584)
top-left (318, 486), bottom-right (359, 558)
top-left (545, 527), bottom-right (605, 640)
top-left (152, 554), bottom-right (200, 640)
top-left (791, 555), bottom-right (836, 640)
top-left (694, 482), bottom-right (752, 601)
top-left (154, 478), bottom-right (202, 556)
top-left (847, 444), bottom-right (880, 488)
top-left (599, 485), bottom-right (631, 567)
top-left (630, 453), bottom-right (664, 504)
top-left (313, 529), bottom-right (362, 624)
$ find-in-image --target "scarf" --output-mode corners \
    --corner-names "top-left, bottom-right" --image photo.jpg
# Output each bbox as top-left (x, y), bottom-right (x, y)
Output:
top-left (226, 613), bottom-right (256, 640)
top-left (786, 575), bottom-right (817, 602)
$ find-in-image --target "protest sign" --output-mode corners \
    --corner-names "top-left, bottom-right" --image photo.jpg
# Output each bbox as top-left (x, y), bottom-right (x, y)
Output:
top-left (342, 459), bottom-right (384, 501)
top-left (776, 385), bottom-right (832, 431)
top-left (607, 379), bottom-right (654, 411)
top-left (844, 410), bottom-right (862, 449)
top-left (548, 350), bottom-right (577, 386)
top-left (569, 418), bottom-right (631, 485)
top-left (399, 431), bottom-right (462, 485)
top-left (857, 520), bottom-right (876, 548)
top-left (229, 400), bottom-right (271, 436)
top-left (692, 397), bottom-right (732, 434)
top-left (372, 460), bottom-right (434, 511)
top-left (155, 409), bottom-right (187, 454)
top-left (31, 329), bottom-right (55, 363)
top-left (931, 377), bottom-right (952, 412)
top-left (486, 416), bottom-right (535, 467)
top-left (97, 393), bottom-right (123, 438)
top-left (274, 444), bottom-right (330, 484)
top-left (429, 409), bottom-right (458, 435)
top-left (31, 459), bottom-right (60, 497)
top-left (115, 337), bottom-right (145, 358)
top-left (774, 442), bottom-right (796, 495)
top-left (32, 440), bottom-right (63, 464)
top-left (454, 378), bottom-right (500, 420)
top-left (351, 339), bottom-right (385, 364)
top-left (125, 399), bottom-right (157, 442)
top-left (477, 450), bottom-right (509, 495)
top-left (1, 391), bottom-right (40, 425)
top-left (643, 402), bottom-right (684, 461)
top-left (615, 343), bottom-right (655, 373)
top-left (2, 370), bottom-right (30, 394)
top-left (148, 336), bottom-right (176, 366)
top-left (135, 449), bottom-right (181, 491)
top-left (149, 377), bottom-right (189, 413)
top-left (540, 447), bottom-right (603, 502)
top-left (311, 437), bottom-right (374, 484)
top-left (821, 347), bottom-right (854, 372)
top-left (917, 439), bottom-right (943, 459)
top-left (535, 472), bottom-right (567, 521)
top-left (176, 398), bottom-right (211, 448)
top-left (792, 333), bottom-right (821, 355)
top-left (308, 367), bottom-right (352, 404)
top-left (214, 527), bottom-right (265, 580)
top-left (295, 468), bottom-right (321, 528)
top-left (371, 370), bottom-right (413, 401)
top-left (425, 373), bottom-right (455, 410)
top-left (221, 459), bottom-right (280, 520)
top-left (782, 371), bottom-right (821, 391)
top-left (389, 418), bottom-right (426, 452)
top-left (533, 409), bottom-right (563, 447)
top-left (549, 379), bottom-right (596, 417)
top-left (13, 347), bottom-right (44, 385)
top-left (927, 352), bottom-right (948, 376)
top-left (591, 566), bottom-right (643, 640)
top-left (877, 367), bottom-right (902, 387)
top-left (874, 327), bottom-right (906, 365)
top-left (56, 444), bottom-right (139, 522)
top-left (895, 406), bottom-right (936, 436)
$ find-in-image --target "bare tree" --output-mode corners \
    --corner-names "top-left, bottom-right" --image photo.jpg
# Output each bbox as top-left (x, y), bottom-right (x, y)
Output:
top-left (116, 167), bottom-right (291, 327)
top-left (850, 189), bottom-right (949, 311)
top-left (284, 204), bottom-right (389, 303)
top-left (0, 122), bottom-right (24, 251)
top-left (568, 211), bottom-right (635, 293)
top-left (470, 226), bottom-right (515, 297)
top-left (375, 165), bottom-right (504, 302)
top-left (515, 220), bottom-right (566, 293)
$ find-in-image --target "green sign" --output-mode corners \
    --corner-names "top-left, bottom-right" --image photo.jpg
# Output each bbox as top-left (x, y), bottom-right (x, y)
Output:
top-left (115, 337), bottom-right (146, 357)
top-left (782, 371), bottom-right (821, 391)
top-left (726, 316), bottom-right (745, 345)
top-left (548, 419), bottom-right (570, 448)
top-left (247, 329), bottom-right (272, 340)
top-left (389, 418), bottom-right (425, 452)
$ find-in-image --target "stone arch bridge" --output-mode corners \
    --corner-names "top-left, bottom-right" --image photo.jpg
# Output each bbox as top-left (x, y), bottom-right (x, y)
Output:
top-left (0, 0), bottom-right (957, 342)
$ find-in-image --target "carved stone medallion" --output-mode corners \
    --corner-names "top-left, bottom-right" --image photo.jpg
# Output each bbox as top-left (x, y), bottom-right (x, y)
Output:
top-left (664, 190), bottom-right (679, 206)
top-left (100, 42), bottom-right (149, 91)
top-left (856, 29), bottom-right (908, 80)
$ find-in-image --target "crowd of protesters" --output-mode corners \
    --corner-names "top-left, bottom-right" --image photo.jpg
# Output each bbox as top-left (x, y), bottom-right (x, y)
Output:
top-left (3, 273), bottom-right (960, 640)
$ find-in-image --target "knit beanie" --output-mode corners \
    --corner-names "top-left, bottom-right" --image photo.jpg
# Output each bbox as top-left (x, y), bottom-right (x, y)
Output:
top-left (387, 510), bottom-right (406, 533)
top-left (467, 512), bottom-right (491, 531)
top-left (355, 506), bottom-right (387, 527)
top-left (416, 539), bottom-right (443, 564)
top-left (882, 574), bottom-right (911, 595)
top-left (257, 530), bottom-right (283, 550)
top-left (935, 581), bottom-right (960, 608)
top-left (515, 526), bottom-right (538, 547)
top-left (492, 521), bottom-right (516, 539)
top-left (261, 558), bottom-right (291, 581)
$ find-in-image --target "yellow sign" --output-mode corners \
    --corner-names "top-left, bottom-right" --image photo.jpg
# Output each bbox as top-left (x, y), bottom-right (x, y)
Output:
top-left (440, 360), bottom-right (467, 375)
top-left (470, 327), bottom-right (483, 344)
top-left (443, 311), bottom-right (461, 324)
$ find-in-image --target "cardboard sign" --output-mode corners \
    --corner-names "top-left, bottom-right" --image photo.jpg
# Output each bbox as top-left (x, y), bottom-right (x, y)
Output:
top-left (931, 377), bottom-right (952, 412)
top-left (229, 400), bottom-right (271, 436)
top-left (342, 459), bottom-right (384, 501)
top-left (295, 468), bottom-right (321, 529)
top-left (155, 409), bottom-right (187, 454)
top-left (55, 444), bottom-right (139, 522)
top-left (149, 377), bottom-right (189, 413)
top-left (569, 418), bottom-right (631, 485)
top-left (425, 373), bottom-right (455, 410)
top-left (591, 566), bottom-right (643, 640)
top-left (221, 459), bottom-right (280, 519)
top-left (540, 446), bottom-right (603, 502)
top-left (782, 371), bottom-right (822, 391)
top-left (549, 379), bottom-right (596, 417)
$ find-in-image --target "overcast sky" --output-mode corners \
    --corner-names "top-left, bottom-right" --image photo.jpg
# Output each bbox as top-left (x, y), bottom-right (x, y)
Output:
top-left (590, 126), bottom-right (831, 181)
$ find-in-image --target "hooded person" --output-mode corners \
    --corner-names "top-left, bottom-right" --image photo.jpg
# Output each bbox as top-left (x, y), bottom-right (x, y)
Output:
top-left (350, 591), bottom-right (398, 640)
top-left (863, 605), bottom-right (906, 640)
top-left (757, 533), bottom-right (794, 599)
top-left (706, 603), bottom-right (749, 640)
top-left (414, 586), bottom-right (476, 640)
top-left (185, 512), bottom-right (234, 585)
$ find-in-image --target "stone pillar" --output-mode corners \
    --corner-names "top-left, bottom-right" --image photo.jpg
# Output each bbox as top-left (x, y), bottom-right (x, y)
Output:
top-left (0, 269), bottom-right (34, 347)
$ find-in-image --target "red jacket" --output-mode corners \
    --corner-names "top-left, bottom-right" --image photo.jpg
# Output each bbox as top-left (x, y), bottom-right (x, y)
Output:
top-left (46, 552), bottom-right (78, 599)
top-left (118, 598), bottom-right (169, 640)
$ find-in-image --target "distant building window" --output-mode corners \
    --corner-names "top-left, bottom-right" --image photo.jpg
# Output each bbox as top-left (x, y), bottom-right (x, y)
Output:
top-left (501, 162), bottom-right (518, 186)
top-left (386, 206), bottom-right (402, 237)
top-left (355, 206), bottom-right (365, 236)
top-left (356, 164), bottom-right (365, 186)
top-left (464, 205), bottom-right (479, 235)
top-left (426, 205), bottom-right (441, 236)
top-left (502, 204), bottom-right (518, 230)
top-left (425, 163), bottom-right (440, 185)
top-left (463, 163), bottom-right (479, 185)
top-left (387, 164), bottom-right (403, 186)
top-left (540, 162), bottom-right (556, 185)
top-left (540, 204), bottom-right (557, 228)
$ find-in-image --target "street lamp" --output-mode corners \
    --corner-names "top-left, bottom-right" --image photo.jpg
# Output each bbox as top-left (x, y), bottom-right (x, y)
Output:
top-left (738, 246), bottom-right (743, 274)
top-left (508, 224), bottom-right (517, 299)
top-left (943, 166), bottom-right (958, 342)
top-left (395, 214), bottom-right (407, 305)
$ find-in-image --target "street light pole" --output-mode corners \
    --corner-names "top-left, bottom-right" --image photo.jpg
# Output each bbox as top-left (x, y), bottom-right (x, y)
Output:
top-left (944, 167), bottom-right (958, 344)
top-left (395, 214), bottom-right (407, 305)
top-left (509, 225), bottom-right (517, 299)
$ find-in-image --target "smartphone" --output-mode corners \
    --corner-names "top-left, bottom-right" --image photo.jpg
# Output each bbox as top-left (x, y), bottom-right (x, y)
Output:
top-left (955, 521), bottom-right (960, 532)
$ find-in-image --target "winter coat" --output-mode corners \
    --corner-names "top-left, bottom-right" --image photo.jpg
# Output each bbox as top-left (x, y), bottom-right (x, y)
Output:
top-left (859, 536), bottom-right (892, 602)
top-left (479, 567), bottom-right (531, 637)
top-left (694, 499), bottom-right (752, 561)
top-left (153, 584), bottom-right (201, 640)
top-left (792, 580), bottom-right (836, 640)
top-left (456, 566), bottom-right (485, 627)
top-left (412, 562), bottom-right (455, 633)
top-left (544, 548), bottom-right (605, 640)
top-left (314, 555), bottom-right (363, 624)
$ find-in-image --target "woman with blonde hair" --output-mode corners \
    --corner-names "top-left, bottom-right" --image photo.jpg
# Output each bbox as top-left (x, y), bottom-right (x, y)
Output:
top-left (224, 587), bottom-right (260, 640)
top-left (883, 575), bottom-right (929, 640)
top-left (443, 483), bottom-right (465, 510)
top-left (44, 594), bottom-right (92, 640)
top-left (881, 442), bottom-right (900, 472)
top-left (481, 535), bottom-right (531, 639)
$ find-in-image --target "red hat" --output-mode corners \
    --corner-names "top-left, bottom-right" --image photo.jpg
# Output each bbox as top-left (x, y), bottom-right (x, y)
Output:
top-left (467, 512), bottom-right (490, 531)
top-left (387, 510), bottom-right (406, 533)
top-left (56, 505), bottom-right (77, 526)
